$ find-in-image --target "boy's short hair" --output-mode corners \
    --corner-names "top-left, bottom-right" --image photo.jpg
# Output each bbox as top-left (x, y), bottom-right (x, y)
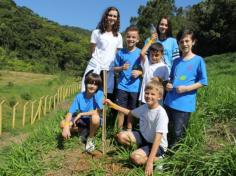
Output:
top-left (125, 25), bottom-right (139, 34)
top-left (149, 42), bottom-right (164, 54)
top-left (85, 73), bottom-right (102, 90)
top-left (177, 29), bottom-right (196, 43)
top-left (145, 77), bottom-right (164, 98)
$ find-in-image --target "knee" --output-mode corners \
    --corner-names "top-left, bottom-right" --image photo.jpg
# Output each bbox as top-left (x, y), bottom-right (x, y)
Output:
top-left (116, 132), bottom-right (127, 144)
top-left (91, 114), bottom-right (100, 126)
top-left (130, 153), bottom-right (146, 165)
top-left (60, 120), bottom-right (65, 129)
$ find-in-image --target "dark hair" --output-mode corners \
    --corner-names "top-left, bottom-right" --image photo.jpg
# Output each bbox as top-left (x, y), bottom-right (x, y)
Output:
top-left (85, 73), bottom-right (102, 90)
top-left (125, 25), bottom-right (139, 34)
top-left (145, 77), bottom-right (164, 98)
top-left (97, 6), bottom-right (120, 37)
top-left (156, 16), bottom-right (173, 38)
top-left (177, 29), bottom-right (196, 43)
top-left (149, 42), bottom-right (164, 53)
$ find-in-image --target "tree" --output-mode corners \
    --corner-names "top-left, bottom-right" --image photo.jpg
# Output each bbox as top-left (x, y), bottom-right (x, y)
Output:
top-left (186, 0), bottom-right (236, 56)
top-left (130, 0), bottom-right (175, 47)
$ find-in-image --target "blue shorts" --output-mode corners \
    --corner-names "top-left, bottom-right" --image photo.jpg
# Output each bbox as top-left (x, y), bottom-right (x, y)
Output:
top-left (133, 131), bottom-right (165, 157)
top-left (115, 89), bottom-right (139, 109)
top-left (72, 116), bottom-right (102, 129)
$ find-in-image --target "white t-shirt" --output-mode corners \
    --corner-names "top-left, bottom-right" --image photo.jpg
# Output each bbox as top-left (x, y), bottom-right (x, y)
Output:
top-left (139, 57), bottom-right (169, 103)
top-left (132, 104), bottom-right (169, 151)
top-left (90, 29), bottom-right (123, 70)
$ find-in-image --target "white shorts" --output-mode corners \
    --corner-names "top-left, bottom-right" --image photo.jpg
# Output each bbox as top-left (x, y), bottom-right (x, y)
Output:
top-left (81, 61), bottom-right (114, 93)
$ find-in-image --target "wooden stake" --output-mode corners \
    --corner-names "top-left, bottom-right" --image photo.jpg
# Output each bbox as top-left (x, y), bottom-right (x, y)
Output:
top-left (22, 101), bottom-right (29, 127)
top-left (12, 102), bottom-right (19, 128)
top-left (0, 100), bottom-right (5, 135)
top-left (102, 70), bottom-right (107, 154)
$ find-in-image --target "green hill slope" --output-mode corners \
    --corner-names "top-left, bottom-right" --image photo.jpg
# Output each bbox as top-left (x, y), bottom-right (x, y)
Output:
top-left (0, 0), bottom-right (90, 75)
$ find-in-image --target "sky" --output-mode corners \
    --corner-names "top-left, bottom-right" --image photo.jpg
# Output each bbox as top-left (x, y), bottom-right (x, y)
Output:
top-left (13, 0), bottom-right (202, 32)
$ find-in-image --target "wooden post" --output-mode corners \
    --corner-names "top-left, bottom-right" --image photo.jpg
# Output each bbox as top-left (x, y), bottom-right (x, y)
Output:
top-left (22, 101), bottom-right (29, 127)
top-left (0, 100), bottom-right (5, 135)
top-left (102, 70), bottom-right (107, 154)
top-left (53, 94), bottom-right (57, 110)
top-left (44, 96), bottom-right (49, 115)
top-left (12, 102), bottom-right (19, 129)
top-left (57, 88), bottom-right (60, 103)
top-left (38, 96), bottom-right (44, 120)
top-left (30, 100), bottom-right (36, 125)
top-left (48, 96), bottom-right (53, 111)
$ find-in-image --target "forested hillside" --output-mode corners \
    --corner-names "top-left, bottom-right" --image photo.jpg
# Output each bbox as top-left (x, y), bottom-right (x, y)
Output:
top-left (131, 0), bottom-right (236, 56)
top-left (0, 0), bottom-right (90, 75)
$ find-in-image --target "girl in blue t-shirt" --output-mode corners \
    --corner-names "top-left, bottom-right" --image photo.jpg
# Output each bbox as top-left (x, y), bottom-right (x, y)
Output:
top-left (164, 29), bottom-right (208, 148)
top-left (145, 16), bottom-right (179, 72)
top-left (60, 73), bottom-right (104, 152)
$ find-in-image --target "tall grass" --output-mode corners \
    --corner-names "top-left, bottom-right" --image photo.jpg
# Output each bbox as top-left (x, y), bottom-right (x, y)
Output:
top-left (0, 52), bottom-right (236, 175)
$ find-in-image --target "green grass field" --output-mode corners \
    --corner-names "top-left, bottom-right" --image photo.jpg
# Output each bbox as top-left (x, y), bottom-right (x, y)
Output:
top-left (0, 52), bottom-right (236, 176)
top-left (0, 70), bottom-right (78, 133)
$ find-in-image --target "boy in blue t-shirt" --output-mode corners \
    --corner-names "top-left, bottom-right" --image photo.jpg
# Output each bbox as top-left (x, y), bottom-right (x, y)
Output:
top-left (60, 73), bottom-right (104, 152)
top-left (164, 29), bottom-right (208, 148)
top-left (113, 26), bottom-right (142, 130)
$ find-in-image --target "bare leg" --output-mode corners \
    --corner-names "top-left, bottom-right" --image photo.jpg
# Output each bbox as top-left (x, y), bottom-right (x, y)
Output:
top-left (89, 114), bottom-right (100, 138)
top-left (130, 149), bottom-right (148, 165)
top-left (116, 131), bottom-right (137, 146)
top-left (117, 112), bottom-right (125, 129)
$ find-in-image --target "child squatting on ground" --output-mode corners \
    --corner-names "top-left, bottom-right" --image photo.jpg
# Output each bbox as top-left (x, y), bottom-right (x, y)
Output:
top-left (105, 77), bottom-right (169, 176)
top-left (113, 25), bottom-right (142, 130)
top-left (164, 29), bottom-right (208, 148)
top-left (60, 73), bottom-right (104, 152)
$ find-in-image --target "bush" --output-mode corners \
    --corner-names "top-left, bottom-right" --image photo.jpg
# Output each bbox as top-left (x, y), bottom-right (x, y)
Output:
top-left (20, 92), bottom-right (32, 100)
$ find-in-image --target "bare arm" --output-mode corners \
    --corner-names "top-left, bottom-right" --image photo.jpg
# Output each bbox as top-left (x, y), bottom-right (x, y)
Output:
top-left (113, 62), bottom-right (130, 72)
top-left (176, 82), bottom-right (203, 93)
top-left (140, 33), bottom-right (158, 63)
top-left (73, 109), bottom-right (99, 123)
top-left (105, 99), bottom-right (130, 115)
top-left (145, 132), bottom-right (162, 176)
top-left (61, 113), bottom-right (73, 139)
top-left (90, 43), bottom-right (96, 56)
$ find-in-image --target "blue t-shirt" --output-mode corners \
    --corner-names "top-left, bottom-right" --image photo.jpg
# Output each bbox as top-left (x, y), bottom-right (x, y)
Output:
top-left (69, 90), bottom-right (104, 116)
top-left (145, 37), bottom-right (179, 72)
top-left (115, 48), bottom-right (142, 93)
top-left (164, 55), bottom-right (208, 112)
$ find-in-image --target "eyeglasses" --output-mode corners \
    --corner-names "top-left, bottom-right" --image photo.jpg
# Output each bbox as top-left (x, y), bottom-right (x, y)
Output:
top-left (107, 14), bottom-right (118, 18)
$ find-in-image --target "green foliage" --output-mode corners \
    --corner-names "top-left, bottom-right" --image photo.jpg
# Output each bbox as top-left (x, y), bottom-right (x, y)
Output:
top-left (20, 92), bottom-right (32, 100)
top-left (185, 0), bottom-right (236, 56)
top-left (130, 0), bottom-right (175, 46)
top-left (0, 0), bottom-right (90, 75)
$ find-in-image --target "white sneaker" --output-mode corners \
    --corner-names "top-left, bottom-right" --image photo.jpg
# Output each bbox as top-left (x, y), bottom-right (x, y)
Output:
top-left (85, 137), bottom-right (95, 152)
top-left (154, 155), bottom-right (164, 172)
top-left (80, 129), bottom-right (88, 143)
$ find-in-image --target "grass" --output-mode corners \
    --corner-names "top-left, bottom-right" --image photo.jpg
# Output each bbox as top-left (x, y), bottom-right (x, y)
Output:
top-left (0, 70), bottom-right (78, 133)
top-left (0, 52), bottom-right (236, 175)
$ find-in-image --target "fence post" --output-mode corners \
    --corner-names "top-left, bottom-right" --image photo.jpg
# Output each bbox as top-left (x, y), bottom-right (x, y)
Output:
top-left (12, 102), bottom-right (19, 129)
top-left (53, 94), bottom-right (57, 110)
top-left (22, 101), bottom-right (29, 127)
top-left (48, 96), bottom-right (53, 111)
top-left (44, 96), bottom-right (49, 115)
top-left (30, 100), bottom-right (36, 125)
top-left (0, 100), bottom-right (5, 135)
top-left (38, 96), bottom-right (44, 120)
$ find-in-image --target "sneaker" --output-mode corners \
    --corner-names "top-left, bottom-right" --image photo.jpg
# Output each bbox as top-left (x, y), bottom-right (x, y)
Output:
top-left (85, 137), bottom-right (95, 152)
top-left (154, 155), bottom-right (164, 172)
top-left (79, 128), bottom-right (88, 143)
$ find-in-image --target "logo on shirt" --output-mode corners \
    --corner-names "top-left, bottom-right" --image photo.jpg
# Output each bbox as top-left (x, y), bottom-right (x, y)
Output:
top-left (180, 75), bottom-right (187, 81)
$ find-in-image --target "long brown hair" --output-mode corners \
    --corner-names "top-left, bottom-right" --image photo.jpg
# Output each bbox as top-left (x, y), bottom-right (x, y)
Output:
top-left (97, 6), bottom-right (120, 37)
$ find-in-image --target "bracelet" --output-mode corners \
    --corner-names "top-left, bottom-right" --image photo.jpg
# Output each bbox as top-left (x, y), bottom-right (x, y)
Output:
top-left (148, 39), bottom-right (155, 45)
top-left (64, 121), bottom-right (72, 127)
